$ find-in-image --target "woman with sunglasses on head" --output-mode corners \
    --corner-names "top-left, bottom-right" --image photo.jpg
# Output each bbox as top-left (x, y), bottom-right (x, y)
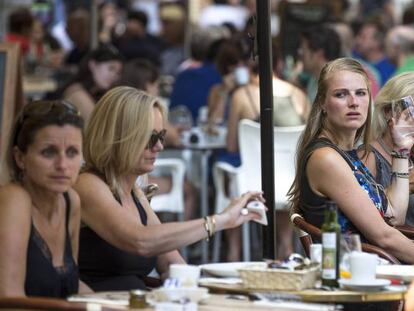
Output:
top-left (360, 72), bottom-right (414, 226)
top-left (288, 58), bottom-right (414, 264)
top-left (0, 100), bottom-right (88, 297)
top-left (75, 86), bottom-right (264, 291)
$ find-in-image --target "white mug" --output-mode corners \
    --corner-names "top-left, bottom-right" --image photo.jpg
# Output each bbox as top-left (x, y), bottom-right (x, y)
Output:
top-left (234, 66), bottom-right (250, 85)
top-left (349, 252), bottom-right (378, 283)
top-left (169, 264), bottom-right (200, 287)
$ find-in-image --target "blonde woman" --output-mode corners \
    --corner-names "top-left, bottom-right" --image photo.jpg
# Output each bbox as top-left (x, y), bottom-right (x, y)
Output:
top-left (288, 58), bottom-right (414, 263)
top-left (75, 86), bottom-right (263, 291)
top-left (361, 72), bottom-right (414, 226)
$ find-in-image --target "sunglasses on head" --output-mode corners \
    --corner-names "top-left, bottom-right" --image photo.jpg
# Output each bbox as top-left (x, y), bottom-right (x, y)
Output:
top-left (147, 129), bottom-right (167, 149)
top-left (19, 100), bottom-right (80, 123)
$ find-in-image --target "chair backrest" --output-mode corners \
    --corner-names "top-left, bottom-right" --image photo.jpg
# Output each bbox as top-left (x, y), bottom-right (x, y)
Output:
top-left (147, 158), bottom-right (185, 214)
top-left (273, 125), bottom-right (305, 209)
top-left (237, 119), bottom-right (305, 209)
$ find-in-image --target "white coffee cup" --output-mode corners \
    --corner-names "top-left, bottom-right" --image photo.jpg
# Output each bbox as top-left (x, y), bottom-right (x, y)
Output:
top-left (349, 252), bottom-right (378, 283)
top-left (169, 264), bottom-right (200, 287)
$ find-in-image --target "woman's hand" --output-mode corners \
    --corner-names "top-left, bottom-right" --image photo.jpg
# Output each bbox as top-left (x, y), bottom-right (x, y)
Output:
top-left (215, 191), bottom-right (265, 230)
top-left (389, 111), bottom-right (414, 150)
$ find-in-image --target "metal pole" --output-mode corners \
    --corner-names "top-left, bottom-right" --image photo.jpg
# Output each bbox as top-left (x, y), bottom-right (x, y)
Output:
top-left (256, 0), bottom-right (276, 260)
top-left (90, 0), bottom-right (98, 50)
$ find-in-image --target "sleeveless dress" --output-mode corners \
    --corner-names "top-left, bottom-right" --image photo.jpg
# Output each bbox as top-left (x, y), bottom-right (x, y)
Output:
top-left (300, 138), bottom-right (389, 241)
top-left (79, 191), bottom-right (157, 291)
top-left (25, 192), bottom-right (79, 298)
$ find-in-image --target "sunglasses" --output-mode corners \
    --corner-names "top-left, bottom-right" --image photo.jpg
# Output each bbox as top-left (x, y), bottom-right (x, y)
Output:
top-left (147, 129), bottom-right (167, 149)
top-left (382, 95), bottom-right (414, 122)
top-left (19, 100), bottom-right (80, 123)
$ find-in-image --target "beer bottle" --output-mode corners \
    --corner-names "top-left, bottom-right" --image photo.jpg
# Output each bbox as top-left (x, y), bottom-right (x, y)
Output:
top-left (321, 200), bottom-right (341, 287)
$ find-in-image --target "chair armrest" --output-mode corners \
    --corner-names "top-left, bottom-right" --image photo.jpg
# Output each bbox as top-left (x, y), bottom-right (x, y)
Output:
top-left (394, 225), bottom-right (414, 240)
top-left (214, 161), bottom-right (240, 176)
top-left (290, 213), bottom-right (322, 239)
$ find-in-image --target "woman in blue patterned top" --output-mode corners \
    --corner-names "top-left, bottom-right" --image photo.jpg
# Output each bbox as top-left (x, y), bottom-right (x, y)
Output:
top-left (288, 58), bottom-right (414, 263)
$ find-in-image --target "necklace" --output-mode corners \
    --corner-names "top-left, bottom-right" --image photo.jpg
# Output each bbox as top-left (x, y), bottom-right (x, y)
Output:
top-left (378, 137), bottom-right (393, 156)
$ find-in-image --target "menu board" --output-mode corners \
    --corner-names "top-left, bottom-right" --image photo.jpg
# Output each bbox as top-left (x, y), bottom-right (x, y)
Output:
top-left (0, 43), bottom-right (20, 182)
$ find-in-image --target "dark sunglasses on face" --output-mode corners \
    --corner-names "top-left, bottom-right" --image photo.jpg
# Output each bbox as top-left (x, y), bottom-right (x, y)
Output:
top-left (147, 129), bottom-right (167, 149)
top-left (19, 100), bottom-right (80, 123)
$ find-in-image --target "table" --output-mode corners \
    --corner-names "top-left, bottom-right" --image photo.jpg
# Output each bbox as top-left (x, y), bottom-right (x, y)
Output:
top-left (68, 286), bottom-right (407, 311)
top-left (200, 282), bottom-right (407, 303)
top-left (180, 126), bottom-right (227, 263)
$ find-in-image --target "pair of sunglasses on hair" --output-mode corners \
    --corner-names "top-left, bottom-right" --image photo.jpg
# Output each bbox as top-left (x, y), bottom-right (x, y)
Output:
top-left (147, 129), bottom-right (167, 149)
top-left (19, 100), bottom-right (80, 123)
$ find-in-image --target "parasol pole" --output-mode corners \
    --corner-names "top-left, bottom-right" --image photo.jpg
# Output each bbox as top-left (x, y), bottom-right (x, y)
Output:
top-left (256, 0), bottom-right (276, 260)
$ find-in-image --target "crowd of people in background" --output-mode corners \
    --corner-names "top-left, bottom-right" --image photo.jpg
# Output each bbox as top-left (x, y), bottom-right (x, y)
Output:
top-left (2, 0), bottom-right (414, 298)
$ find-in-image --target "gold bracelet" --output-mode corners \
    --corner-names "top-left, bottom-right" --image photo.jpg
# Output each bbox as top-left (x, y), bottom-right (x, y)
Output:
top-left (203, 217), bottom-right (211, 242)
top-left (210, 215), bottom-right (216, 236)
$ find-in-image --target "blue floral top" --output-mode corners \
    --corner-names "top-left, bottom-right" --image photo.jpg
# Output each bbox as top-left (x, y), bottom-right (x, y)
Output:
top-left (337, 150), bottom-right (388, 235)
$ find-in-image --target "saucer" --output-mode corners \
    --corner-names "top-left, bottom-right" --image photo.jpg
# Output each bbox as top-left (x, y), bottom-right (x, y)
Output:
top-left (338, 278), bottom-right (391, 291)
top-left (146, 287), bottom-right (209, 303)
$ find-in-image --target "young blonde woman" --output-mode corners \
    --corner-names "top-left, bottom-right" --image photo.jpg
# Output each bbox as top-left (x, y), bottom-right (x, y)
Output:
top-left (288, 58), bottom-right (414, 263)
top-left (360, 72), bottom-right (414, 226)
top-left (75, 86), bottom-right (264, 291)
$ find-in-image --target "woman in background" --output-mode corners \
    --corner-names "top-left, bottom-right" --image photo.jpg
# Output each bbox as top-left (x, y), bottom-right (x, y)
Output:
top-left (62, 45), bottom-right (123, 123)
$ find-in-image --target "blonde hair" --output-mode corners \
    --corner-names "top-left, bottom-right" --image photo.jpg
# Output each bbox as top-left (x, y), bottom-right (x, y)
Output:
top-left (288, 58), bottom-right (372, 212)
top-left (83, 86), bottom-right (166, 195)
top-left (372, 72), bottom-right (414, 140)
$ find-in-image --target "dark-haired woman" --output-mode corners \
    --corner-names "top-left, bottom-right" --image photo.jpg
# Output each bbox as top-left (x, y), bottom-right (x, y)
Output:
top-left (0, 100), bottom-right (88, 297)
top-left (62, 46), bottom-right (123, 123)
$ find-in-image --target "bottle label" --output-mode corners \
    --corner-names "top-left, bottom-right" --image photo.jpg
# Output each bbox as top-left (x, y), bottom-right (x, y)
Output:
top-left (322, 232), bottom-right (337, 280)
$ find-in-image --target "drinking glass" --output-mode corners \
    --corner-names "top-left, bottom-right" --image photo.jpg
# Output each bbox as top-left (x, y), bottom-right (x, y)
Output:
top-left (383, 95), bottom-right (414, 149)
top-left (340, 234), bottom-right (362, 278)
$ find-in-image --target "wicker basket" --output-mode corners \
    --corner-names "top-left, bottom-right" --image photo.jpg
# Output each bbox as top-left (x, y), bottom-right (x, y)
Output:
top-left (239, 266), bottom-right (319, 291)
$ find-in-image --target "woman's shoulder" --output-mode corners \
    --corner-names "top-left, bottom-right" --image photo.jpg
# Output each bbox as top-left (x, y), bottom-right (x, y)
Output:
top-left (63, 82), bottom-right (86, 96)
top-left (0, 183), bottom-right (32, 206)
top-left (0, 184), bottom-right (32, 220)
top-left (75, 172), bottom-right (108, 190)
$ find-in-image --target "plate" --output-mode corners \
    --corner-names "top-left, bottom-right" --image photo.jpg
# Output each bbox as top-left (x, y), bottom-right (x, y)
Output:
top-left (376, 265), bottom-right (414, 282)
top-left (146, 287), bottom-right (209, 303)
top-left (199, 262), bottom-right (267, 277)
top-left (338, 278), bottom-right (391, 291)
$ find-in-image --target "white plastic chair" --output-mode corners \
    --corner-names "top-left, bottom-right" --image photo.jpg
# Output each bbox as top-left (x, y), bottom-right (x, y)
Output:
top-left (147, 158), bottom-right (187, 258)
top-left (150, 158), bottom-right (186, 218)
top-left (212, 119), bottom-right (305, 262)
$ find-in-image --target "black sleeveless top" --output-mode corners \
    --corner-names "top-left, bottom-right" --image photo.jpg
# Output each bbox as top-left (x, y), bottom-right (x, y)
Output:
top-left (78, 191), bottom-right (157, 291)
top-left (25, 192), bottom-right (79, 298)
